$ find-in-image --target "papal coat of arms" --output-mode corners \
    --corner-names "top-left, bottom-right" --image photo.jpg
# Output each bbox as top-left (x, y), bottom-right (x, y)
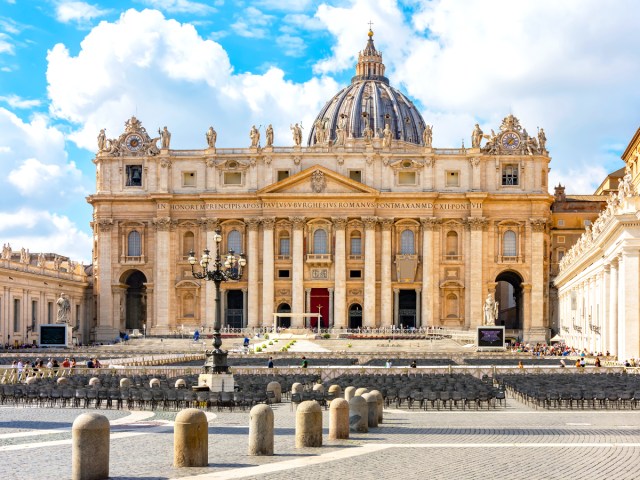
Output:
top-left (311, 170), bottom-right (326, 193)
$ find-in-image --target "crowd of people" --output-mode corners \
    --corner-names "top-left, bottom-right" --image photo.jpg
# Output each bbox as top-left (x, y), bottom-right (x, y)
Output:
top-left (10, 356), bottom-right (102, 377)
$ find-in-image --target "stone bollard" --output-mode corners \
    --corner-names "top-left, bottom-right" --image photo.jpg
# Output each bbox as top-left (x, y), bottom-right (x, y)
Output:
top-left (57, 376), bottom-right (69, 386)
top-left (354, 387), bottom-right (369, 397)
top-left (266, 381), bottom-right (282, 403)
top-left (174, 408), bottom-right (208, 467)
top-left (369, 390), bottom-right (384, 424)
top-left (328, 398), bottom-right (349, 440)
top-left (344, 386), bottom-right (356, 402)
top-left (328, 384), bottom-right (342, 399)
top-left (362, 393), bottom-right (379, 428)
top-left (349, 395), bottom-right (368, 433)
top-left (295, 401), bottom-right (323, 448)
top-left (312, 383), bottom-right (325, 394)
top-left (119, 378), bottom-right (131, 389)
top-left (88, 377), bottom-right (100, 388)
top-left (174, 379), bottom-right (186, 389)
top-left (248, 404), bottom-right (274, 456)
top-left (149, 378), bottom-right (160, 388)
top-left (291, 382), bottom-right (304, 394)
top-left (72, 413), bottom-right (110, 480)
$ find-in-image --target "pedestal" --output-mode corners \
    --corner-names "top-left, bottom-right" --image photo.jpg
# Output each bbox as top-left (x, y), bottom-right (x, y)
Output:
top-left (524, 327), bottom-right (549, 345)
top-left (198, 373), bottom-right (235, 392)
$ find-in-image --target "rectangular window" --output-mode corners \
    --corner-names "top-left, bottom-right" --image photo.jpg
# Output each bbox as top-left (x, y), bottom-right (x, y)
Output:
top-left (223, 172), bottom-right (242, 185)
top-left (557, 219), bottom-right (565, 226)
top-left (502, 164), bottom-right (519, 186)
top-left (398, 171), bottom-right (416, 185)
top-left (125, 165), bottom-right (143, 187)
top-left (13, 299), bottom-right (20, 333)
top-left (277, 170), bottom-right (290, 181)
top-left (48, 302), bottom-right (53, 323)
top-left (31, 300), bottom-right (37, 330)
top-left (278, 269), bottom-right (290, 278)
top-left (557, 249), bottom-right (565, 262)
top-left (350, 237), bottom-right (362, 255)
top-left (279, 237), bottom-right (290, 256)
top-left (557, 236), bottom-right (565, 244)
top-left (584, 220), bottom-right (591, 227)
top-left (349, 170), bottom-right (362, 183)
top-left (349, 270), bottom-right (362, 279)
top-left (182, 171), bottom-right (196, 187)
top-left (445, 171), bottom-right (459, 187)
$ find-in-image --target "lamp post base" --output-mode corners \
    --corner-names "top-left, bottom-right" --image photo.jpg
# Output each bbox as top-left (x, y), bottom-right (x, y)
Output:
top-left (203, 348), bottom-right (230, 374)
top-left (198, 373), bottom-right (235, 392)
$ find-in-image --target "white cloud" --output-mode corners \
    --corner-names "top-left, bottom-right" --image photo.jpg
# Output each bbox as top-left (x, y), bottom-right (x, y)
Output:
top-left (0, 209), bottom-right (92, 263)
top-left (276, 34), bottom-right (306, 57)
top-left (231, 7), bottom-right (274, 38)
top-left (8, 158), bottom-right (84, 196)
top-left (0, 32), bottom-right (14, 54)
top-left (282, 13), bottom-right (325, 32)
top-left (312, 0), bottom-right (640, 193)
top-left (55, 1), bottom-right (109, 24)
top-left (46, 8), bottom-right (339, 150)
top-left (0, 94), bottom-right (41, 109)
top-left (141, 0), bottom-right (217, 15)
top-left (255, 0), bottom-right (313, 12)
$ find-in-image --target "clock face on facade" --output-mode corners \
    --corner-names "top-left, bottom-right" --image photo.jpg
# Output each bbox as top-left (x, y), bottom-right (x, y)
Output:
top-left (125, 133), bottom-right (143, 152)
top-left (501, 132), bottom-right (520, 150)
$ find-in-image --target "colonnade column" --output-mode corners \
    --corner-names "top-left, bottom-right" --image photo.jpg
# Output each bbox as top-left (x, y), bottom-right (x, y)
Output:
top-left (420, 218), bottom-right (439, 328)
top-left (332, 217), bottom-right (347, 328)
top-left (467, 217), bottom-right (487, 328)
top-left (362, 217), bottom-right (378, 328)
top-left (379, 218), bottom-right (394, 327)
top-left (153, 217), bottom-right (173, 335)
top-left (415, 288), bottom-right (421, 328)
top-left (621, 249), bottom-right (640, 359)
top-left (201, 218), bottom-right (219, 331)
top-left (529, 218), bottom-right (548, 342)
top-left (393, 288), bottom-right (399, 327)
top-left (305, 288), bottom-right (311, 329)
top-left (602, 265), bottom-right (610, 355)
top-left (245, 218), bottom-right (260, 327)
top-left (609, 258), bottom-right (619, 357)
top-left (95, 219), bottom-right (115, 341)
top-left (328, 288), bottom-right (334, 328)
top-left (290, 217), bottom-right (305, 327)
top-left (261, 218), bottom-right (275, 328)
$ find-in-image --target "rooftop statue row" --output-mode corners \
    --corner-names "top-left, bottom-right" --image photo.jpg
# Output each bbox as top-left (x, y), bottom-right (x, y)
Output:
top-left (1, 243), bottom-right (84, 274)
top-left (96, 114), bottom-right (548, 155)
top-left (559, 168), bottom-right (636, 272)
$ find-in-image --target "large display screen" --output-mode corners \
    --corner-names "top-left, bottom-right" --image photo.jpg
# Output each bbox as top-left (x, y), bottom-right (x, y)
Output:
top-left (39, 324), bottom-right (68, 347)
top-left (477, 326), bottom-right (505, 348)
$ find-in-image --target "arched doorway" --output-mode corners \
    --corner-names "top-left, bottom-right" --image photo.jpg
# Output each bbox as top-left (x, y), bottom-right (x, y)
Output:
top-left (124, 270), bottom-right (147, 331)
top-left (349, 303), bottom-right (363, 329)
top-left (398, 290), bottom-right (417, 329)
top-left (495, 271), bottom-right (523, 330)
top-left (277, 303), bottom-right (291, 328)
top-left (226, 290), bottom-right (244, 329)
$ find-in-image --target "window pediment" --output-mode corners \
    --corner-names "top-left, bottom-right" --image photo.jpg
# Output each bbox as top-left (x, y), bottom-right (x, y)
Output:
top-left (175, 280), bottom-right (200, 289)
top-left (388, 158), bottom-right (423, 170)
top-left (216, 159), bottom-right (250, 171)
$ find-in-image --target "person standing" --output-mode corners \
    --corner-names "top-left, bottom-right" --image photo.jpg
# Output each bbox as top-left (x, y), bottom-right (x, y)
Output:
top-left (301, 356), bottom-right (308, 369)
top-left (267, 357), bottom-right (274, 368)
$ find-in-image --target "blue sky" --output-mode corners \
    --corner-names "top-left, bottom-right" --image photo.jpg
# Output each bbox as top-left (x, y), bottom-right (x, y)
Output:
top-left (0, 0), bottom-right (639, 263)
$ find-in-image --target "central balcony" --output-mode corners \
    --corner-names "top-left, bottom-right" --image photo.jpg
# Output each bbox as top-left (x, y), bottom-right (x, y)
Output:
top-left (306, 254), bottom-right (333, 266)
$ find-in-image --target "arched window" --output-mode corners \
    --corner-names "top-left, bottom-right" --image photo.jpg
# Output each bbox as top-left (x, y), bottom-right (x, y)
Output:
top-left (228, 230), bottom-right (242, 253)
top-left (279, 232), bottom-right (290, 256)
top-left (446, 231), bottom-right (458, 256)
top-left (400, 229), bottom-right (415, 254)
top-left (503, 230), bottom-right (517, 257)
top-left (313, 229), bottom-right (328, 254)
top-left (350, 231), bottom-right (362, 255)
top-left (183, 231), bottom-right (194, 257)
top-left (446, 293), bottom-right (458, 318)
top-left (127, 231), bottom-right (141, 257)
top-left (183, 293), bottom-right (195, 318)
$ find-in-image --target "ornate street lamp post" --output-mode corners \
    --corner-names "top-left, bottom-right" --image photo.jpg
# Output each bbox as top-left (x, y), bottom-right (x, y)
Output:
top-left (188, 228), bottom-right (246, 374)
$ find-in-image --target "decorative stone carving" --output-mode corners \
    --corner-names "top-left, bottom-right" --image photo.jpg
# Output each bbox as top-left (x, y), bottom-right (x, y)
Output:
top-left (159, 126), bottom-right (171, 149)
top-left (205, 158), bottom-right (216, 168)
top-left (291, 123), bottom-right (303, 146)
top-left (529, 218), bottom-right (548, 232)
top-left (362, 216), bottom-right (378, 230)
top-left (471, 124), bottom-right (483, 148)
top-left (422, 125), bottom-right (433, 148)
top-left (97, 219), bottom-right (113, 232)
top-left (199, 218), bottom-right (219, 231)
top-left (37, 252), bottom-right (45, 267)
top-left (261, 217), bottom-right (276, 229)
top-left (160, 158), bottom-right (172, 169)
top-left (467, 217), bottom-right (489, 231)
top-left (311, 170), bottom-right (326, 193)
top-left (420, 217), bottom-right (440, 230)
top-left (293, 156), bottom-right (301, 165)
top-left (290, 216), bottom-right (306, 229)
top-left (53, 255), bottom-right (62, 271)
top-left (153, 217), bottom-right (174, 231)
top-left (337, 156), bottom-right (344, 165)
top-left (382, 122), bottom-right (392, 148)
top-left (97, 129), bottom-right (106, 152)
top-left (249, 125), bottom-right (260, 148)
top-left (483, 293), bottom-right (498, 326)
top-left (206, 126), bottom-right (217, 148)
top-left (57, 293), bottom-right (71, 324)
top-left (379, 218), bottom-right (394, 231)
top-left (245, 218), bottom-right (260, 231)
top-left (98, 117), bottom-right (161, 157)
top-left (332, 217), bottom-right (348, 230)
top-left (1, 243), bottom-right (10, 260)
top-left (265, 124), bottom-right (274, 147)
top-left (469, 157), bottom-right (480, 168)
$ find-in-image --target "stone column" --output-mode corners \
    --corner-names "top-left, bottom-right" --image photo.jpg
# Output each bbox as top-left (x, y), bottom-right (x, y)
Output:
top-left (420, 218), bottom-right (439, 327)
top-left (95, 219), bottom-right (116, 341)
top-left (153, 217), bottom-right (173, 335)
top-left (290, 217), bottom-right (306, 326)
top-left (362, 216), bottom-right (378, 327)
top-left (621, 249), bottom-right (639, 360)
top-left (261, 218), bottom-right (275, 328)
top-left (529, 218), bottom-right (548, 341)
top-left (469, 157), bottom-right (481, 191)
top-left (379, 218), bottom-right (394, 327)
top-left (201, 218), bottom-right (218, 331)
top-left (305, 288), bottom-right (311, 329)
top-left (159, 158), bottom-right (171, 192)
top-left (332, 217), bottom-right (347, 329)
top-left (393, 288), bottom-right (399, 327)
top-left (521, 283), bottom-right (531, 335)
top-left (609, 258), bottom-right (619, 357)
top-left (242, 288), bottom-right (248, 328)
top-left (415, 288), bottom-right (421, 328)
top-left (328, 288), bottom-right (334, 328)
top-left (467, 217), bottom-right (487, 328)
top-left (245, 218), bottom-right (260, 327)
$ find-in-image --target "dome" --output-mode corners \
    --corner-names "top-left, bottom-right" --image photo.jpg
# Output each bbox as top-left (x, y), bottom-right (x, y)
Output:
top-left (308, 30), bottom-right (428, 147)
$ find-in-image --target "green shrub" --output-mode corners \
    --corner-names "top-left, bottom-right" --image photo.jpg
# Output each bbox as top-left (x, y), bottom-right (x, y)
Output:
top-left (255, 346), bottom-right (262, 352)
top-left (269, 341), bottom-right (273, 345)
top-left (264, 333), bottom-right (269, 339)
top-left (322, 333), bottom-right (331, 339)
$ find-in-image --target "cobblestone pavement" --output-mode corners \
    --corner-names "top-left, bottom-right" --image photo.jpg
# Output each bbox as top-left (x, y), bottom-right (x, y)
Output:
top-left (1, 397), bottom-right (640, 480)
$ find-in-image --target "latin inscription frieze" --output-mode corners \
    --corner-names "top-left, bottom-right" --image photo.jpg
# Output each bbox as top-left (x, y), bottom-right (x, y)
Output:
top-left (157, 201), bottom-right (483, 211)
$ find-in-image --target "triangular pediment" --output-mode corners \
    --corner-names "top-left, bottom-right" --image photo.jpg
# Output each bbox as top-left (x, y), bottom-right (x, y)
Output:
top-left (258, 165), bottom-right (378, 195)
